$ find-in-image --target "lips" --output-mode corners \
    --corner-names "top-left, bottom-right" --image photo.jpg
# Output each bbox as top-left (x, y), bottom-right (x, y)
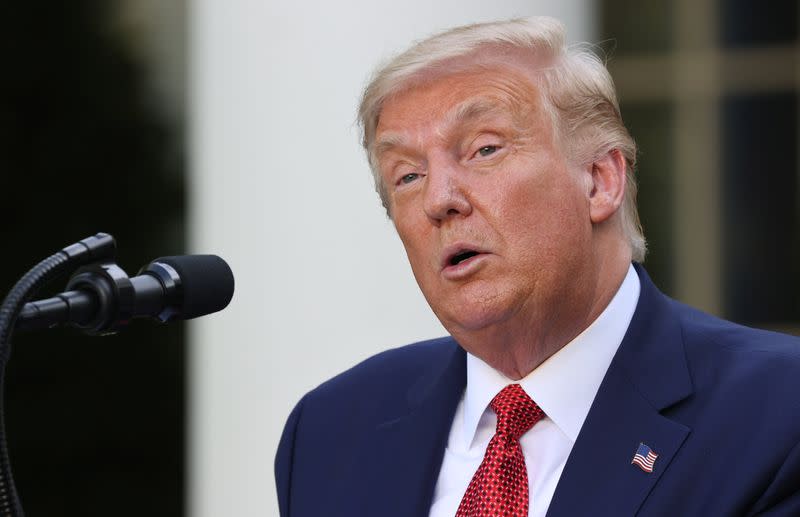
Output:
top-left (441, 244), bottom-right (488, 271)
top-left (449, 250), bottom-right (479, 266)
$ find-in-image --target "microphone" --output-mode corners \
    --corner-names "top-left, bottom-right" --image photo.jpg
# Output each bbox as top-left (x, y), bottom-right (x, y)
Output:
top-left (15, 255), bottom-right (234, 334)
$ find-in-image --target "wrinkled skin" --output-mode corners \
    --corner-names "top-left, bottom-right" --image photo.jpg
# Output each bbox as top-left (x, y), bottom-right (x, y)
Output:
top-left (374, 57), bottom-right (631, 378)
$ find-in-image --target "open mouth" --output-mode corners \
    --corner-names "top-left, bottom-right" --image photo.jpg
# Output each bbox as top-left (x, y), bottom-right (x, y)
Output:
top-left (449, 250), bottom-right (479, 266)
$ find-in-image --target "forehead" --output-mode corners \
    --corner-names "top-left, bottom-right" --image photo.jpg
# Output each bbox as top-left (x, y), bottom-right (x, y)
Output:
top-left (375, 62), bottom-right (547, 143)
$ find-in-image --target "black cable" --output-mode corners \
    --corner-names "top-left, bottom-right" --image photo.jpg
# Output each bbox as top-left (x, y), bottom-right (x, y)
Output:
top-left (0, 233), bottom-right (116, 517)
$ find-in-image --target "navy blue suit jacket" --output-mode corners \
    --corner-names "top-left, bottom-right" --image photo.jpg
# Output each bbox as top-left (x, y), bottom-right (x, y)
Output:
top-left (275, 266), bottom-right (800, 516)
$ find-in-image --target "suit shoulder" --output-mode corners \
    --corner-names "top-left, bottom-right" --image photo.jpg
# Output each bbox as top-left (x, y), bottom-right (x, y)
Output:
top-left (306, 335), bottom-right (458, 401)
top-left (668, 299), bottom-right (800, 396)
top-left (670, 298), bottom-right (800, 358)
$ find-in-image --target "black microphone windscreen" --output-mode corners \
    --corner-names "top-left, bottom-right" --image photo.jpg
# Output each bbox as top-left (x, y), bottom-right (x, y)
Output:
top-left (154, 255), bottom-right (234, 319)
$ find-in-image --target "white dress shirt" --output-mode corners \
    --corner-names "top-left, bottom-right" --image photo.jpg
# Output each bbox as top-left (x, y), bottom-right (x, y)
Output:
top-left (429, 265), bottom-right (641, 517)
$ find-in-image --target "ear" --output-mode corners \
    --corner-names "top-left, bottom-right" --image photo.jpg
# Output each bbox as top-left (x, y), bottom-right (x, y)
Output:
top-left (587, 149), bottom-right (626, 224)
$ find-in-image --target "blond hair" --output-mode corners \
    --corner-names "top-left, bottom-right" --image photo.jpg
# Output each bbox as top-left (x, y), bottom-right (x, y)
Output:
top-left (358, 17), bottom-right (645, 261)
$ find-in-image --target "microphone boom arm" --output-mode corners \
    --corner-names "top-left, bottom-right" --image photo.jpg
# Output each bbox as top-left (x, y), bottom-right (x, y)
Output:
top-left (0, 232), bottom-right (117, 517)
top-left (0, 233), bottom-right (233, 517)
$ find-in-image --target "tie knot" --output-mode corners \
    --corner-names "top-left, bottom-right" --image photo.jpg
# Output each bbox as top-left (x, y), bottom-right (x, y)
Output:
top-left (489, 384), bottom-right (544, 440)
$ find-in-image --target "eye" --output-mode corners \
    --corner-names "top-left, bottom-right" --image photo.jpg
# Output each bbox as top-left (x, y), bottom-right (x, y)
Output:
top-left (400, 173), bottom-right (419, 185)
top-left (476, 145), bottom-right (499, 157)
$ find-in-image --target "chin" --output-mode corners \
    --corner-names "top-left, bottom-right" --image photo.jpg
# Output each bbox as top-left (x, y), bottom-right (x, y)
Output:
top-left (437, 297), bottom-right (511, 333)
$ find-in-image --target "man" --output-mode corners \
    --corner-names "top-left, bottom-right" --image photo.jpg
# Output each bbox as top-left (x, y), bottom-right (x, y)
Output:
top-left (275, 17), bottom-right (800, 516)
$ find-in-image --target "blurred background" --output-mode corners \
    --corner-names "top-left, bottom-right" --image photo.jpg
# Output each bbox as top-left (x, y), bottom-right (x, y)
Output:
top-left (0, 0), bottom-right (796, 515)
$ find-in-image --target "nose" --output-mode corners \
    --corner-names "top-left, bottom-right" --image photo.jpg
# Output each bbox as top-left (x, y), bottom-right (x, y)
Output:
top-left (422, 156), bottom-right (472, 223)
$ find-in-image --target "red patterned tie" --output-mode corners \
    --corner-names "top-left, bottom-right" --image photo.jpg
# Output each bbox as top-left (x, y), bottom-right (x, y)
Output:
top-left (455, 384), bottom-right (545, 517)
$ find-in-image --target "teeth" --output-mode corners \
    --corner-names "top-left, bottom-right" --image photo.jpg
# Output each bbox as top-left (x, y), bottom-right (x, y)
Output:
top-left (451, 250), bottom-right (478, 266)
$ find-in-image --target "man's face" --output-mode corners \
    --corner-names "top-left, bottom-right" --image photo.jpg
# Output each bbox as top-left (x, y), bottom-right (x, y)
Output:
top-left (374, 64), bottom-right (596, 342)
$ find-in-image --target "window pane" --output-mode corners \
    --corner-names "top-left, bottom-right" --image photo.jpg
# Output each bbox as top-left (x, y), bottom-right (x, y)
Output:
top-left (721, 0), bottom-right (798, 48)
top-left (622, 102), bottom-right (676, 294)
top-left (721, 92), bottom-right (799, 324)
top-left (601, 0), bottom-right (674, 55)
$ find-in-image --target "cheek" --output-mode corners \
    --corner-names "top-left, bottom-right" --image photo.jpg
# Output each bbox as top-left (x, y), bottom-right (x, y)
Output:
top-left (394, 217), bottom-right (434, 269)
top-left (489, 170), bottom-right (590, 255)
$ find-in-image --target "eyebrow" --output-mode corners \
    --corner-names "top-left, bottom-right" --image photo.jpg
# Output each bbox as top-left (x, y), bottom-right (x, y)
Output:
top-left (446, 99), bottom-right (506, 127)
top-left (373, 133), bottom-right (406, 160)
top-left (373, 98), bottom-right (509, 158)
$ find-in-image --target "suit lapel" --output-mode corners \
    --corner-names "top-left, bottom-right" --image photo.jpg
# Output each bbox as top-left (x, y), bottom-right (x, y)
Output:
top-left (356, 341), bottom-right (466, 517)
top-left (547, 265), bottom-right (693, 516)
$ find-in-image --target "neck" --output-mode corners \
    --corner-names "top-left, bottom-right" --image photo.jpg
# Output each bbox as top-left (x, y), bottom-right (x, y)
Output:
top-left (452, 249), bottom-right (632, 380)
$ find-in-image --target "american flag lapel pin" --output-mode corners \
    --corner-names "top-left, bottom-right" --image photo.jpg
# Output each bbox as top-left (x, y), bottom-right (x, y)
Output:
top-left (631, 443), bottom-right (659, 473)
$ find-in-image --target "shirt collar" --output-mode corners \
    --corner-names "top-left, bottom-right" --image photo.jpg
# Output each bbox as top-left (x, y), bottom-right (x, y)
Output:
top-left (461, 264), bottom-right (641, 448)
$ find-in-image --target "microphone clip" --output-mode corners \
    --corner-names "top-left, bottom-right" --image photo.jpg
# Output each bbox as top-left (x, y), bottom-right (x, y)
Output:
top-left (64, 260), bottom-right (184, 335)
top-left (66, 262), bottom-right (135, 335)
